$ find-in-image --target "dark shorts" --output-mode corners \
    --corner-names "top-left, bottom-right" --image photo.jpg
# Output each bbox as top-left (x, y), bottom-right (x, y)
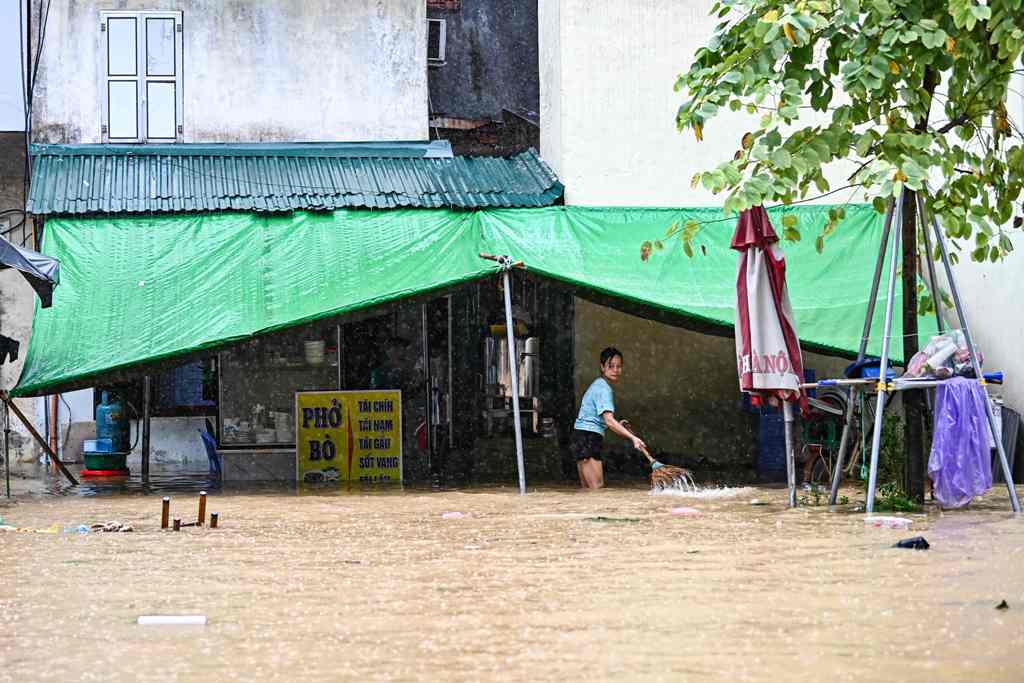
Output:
top-left (571, 429), bottom-right (604, 461)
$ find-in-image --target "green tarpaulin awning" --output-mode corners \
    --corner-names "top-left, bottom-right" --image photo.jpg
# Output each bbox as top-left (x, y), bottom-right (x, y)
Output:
top-left (13, 204), bottom-right (937, 396)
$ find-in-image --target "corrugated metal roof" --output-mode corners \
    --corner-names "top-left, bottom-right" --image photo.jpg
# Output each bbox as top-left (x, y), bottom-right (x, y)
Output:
top-left (27, 142), bottom-right (563, 215)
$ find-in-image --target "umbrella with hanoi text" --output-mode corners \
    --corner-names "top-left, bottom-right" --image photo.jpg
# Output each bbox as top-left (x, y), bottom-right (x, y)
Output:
top-left (732, 206), bottom-right (806, 507)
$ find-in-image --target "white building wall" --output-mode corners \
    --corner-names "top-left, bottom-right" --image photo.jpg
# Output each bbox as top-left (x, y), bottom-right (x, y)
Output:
top-left (540, 0), bottom-right (854, 207)
top-left (30, 0), bottom-right (428, 143)
top-left (947, 233), bottom-right (1024, 414)
top-left (0, 0), bottom-right (26, 131)
top-left (948, 71), bottom-right (1024, 416)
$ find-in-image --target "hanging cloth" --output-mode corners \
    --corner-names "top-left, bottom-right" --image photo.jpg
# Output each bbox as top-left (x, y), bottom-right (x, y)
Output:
top-left (928, 377), bottom-right (993, 508)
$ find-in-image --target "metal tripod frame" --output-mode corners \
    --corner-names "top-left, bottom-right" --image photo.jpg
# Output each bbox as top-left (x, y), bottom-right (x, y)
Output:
top-left (826, 190), bottom-right (1021, 513)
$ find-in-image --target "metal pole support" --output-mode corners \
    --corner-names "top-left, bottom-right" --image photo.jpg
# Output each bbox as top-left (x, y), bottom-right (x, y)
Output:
top-left (783, 401), bottom-right (797, 508)
top-left (916, 194), bottom-right (945, 334)
top-left (479, 252), bottom-right (528, 495)
top-left (142, 376), bottom-right (152, 482)
top-left (866, 196), bottom-right (904, 513)
top-left (4, 401), bottom-right (10, 499)
top-left (828, 385), bottom-right (858, 505)
top-left (502, 268), bottom-right (527, 496)
top-left (829, 202), bottom-right (897, 505)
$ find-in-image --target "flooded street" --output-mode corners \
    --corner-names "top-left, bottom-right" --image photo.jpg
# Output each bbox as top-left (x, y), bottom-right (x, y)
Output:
top-left (3, 482), bottom-right (1024, 682)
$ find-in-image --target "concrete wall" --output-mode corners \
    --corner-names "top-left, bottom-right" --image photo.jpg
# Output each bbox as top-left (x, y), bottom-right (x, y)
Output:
top-left (427, 0), bottom-right (538, 120)
top-left (127, 416), bottom-right (210, 469)
top-left (30, 0), bottom-right (428, 143)
top-left (0, 132), bottom-right (26, 214)
top-left (0, 267), bottom-right (38, 467)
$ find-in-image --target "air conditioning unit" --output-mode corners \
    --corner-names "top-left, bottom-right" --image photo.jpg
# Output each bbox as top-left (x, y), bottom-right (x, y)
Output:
top-left (427, 18), bottom-right (446, 65)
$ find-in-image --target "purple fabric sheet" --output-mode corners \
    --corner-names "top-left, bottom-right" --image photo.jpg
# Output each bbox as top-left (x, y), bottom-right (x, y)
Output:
top-left (928, 377), bottom-right (993, 508)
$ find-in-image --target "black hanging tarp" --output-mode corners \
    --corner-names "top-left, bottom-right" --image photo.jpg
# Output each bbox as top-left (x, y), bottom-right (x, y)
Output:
top-left (0, 239), bottom-right (60, 308)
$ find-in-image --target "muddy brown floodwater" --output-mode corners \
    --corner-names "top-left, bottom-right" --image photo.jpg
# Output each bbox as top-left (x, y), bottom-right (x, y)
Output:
top-left (2, 481), bottom-right (1024, 682)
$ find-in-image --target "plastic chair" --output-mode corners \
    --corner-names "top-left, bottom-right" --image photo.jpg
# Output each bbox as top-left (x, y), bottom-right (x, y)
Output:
top-left (198, 429), bottom-right (222, 477)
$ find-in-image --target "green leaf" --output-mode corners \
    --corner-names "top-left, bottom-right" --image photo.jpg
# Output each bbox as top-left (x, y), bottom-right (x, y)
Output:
top-left (770, 148), bottom-right (793, 168)
top-left (698, 101), bottom-right (719, 118)
top-left (815, 235), bottom-right (825, 253)
top-left (683, 241), bottom-right (694, 258)
top-left (856, 132), bottom-right (874, 157)
top-left (782, 214), bottom-right (798, 229)
top-left (783, 227), bottom-right (801, 242)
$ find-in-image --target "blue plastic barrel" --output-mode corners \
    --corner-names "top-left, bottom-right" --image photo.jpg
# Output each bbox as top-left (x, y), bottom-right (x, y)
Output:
top-left (95, 391), bottom-right (129, 452)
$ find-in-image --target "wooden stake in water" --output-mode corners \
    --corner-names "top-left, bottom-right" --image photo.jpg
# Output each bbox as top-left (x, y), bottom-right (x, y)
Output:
top-left (210, 512), bottom-right (219, 529)
top-left (161, 497), bottom-right (170, 529)
top-left (197, 491), bottom-right (207, 527)
top-left (173, 518), bottom-right (181, 532)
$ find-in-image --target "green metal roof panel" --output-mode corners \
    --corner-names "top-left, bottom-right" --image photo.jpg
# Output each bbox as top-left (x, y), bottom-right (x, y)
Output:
top-left (27, 143), bottom-right (563, 215)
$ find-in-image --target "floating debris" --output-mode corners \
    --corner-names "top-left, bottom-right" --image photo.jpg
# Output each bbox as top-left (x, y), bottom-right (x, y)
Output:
top-left (894, 536), bottom-right (930, 550)
top-left (91, 521), bottom-right (134, 533)
top-left (670, 507), bottom-right (700, 516)
top-left (996, 600), bottom-right (1009, 611)
top-left (865, 516), bottom-right (912, 530)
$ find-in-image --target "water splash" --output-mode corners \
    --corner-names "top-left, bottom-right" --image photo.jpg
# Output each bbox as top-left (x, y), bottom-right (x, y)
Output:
top-left (650, 472), bottom-right (698, 493)
top-left (649, 476), bottom-right (754, 499)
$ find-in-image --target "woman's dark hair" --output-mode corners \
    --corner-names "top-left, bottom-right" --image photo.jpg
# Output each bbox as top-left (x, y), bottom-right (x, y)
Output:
top-left (600, 347), bottom-right (623, 366)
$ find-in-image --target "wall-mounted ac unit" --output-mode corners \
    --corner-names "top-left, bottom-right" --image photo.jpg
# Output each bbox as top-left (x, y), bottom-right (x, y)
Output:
top-left (427, 18), bottom-right (446, 65)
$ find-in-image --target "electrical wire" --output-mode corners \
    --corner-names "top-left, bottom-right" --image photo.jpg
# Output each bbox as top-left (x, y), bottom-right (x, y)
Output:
top-left (18, 0), bottom-right (29, 204)
top-left (22, 0), bottom-right (52, 196)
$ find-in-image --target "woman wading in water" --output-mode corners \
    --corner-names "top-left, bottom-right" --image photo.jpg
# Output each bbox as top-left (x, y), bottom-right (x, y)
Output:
top-left (571, 347), bottom-right (646, 488)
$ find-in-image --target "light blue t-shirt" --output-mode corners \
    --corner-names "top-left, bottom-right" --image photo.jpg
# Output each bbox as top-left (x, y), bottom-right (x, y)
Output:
top-left (574, 377), bottom-right (615, 434)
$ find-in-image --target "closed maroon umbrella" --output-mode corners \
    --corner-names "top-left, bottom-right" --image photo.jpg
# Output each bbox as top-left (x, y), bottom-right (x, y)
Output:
top-left (732, 206), bottom-right (806, 506)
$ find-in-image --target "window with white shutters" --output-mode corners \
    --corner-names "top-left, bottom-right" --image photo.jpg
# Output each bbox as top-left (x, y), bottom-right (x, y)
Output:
top-left (100, 11), bottom-right (183, 143)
